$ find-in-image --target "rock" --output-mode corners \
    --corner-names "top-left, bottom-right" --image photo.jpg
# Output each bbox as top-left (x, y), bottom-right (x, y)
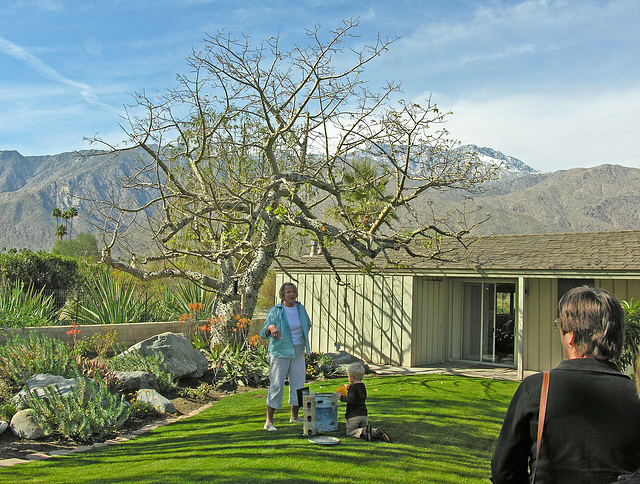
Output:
top-left (135, 388), bottom-right (177, 414)
top-left (11, 374), bottom-right (87, 407)
top-left (10, 409), bottom-right (45, 440)
top-left (324, 351), bottom-right (370, 373)
top-left (0, 420), bottom-right (7, 435)
top-left (120, 332), bottom-right (209, 379)
top-left (113, 371), bottom-right (159, 393)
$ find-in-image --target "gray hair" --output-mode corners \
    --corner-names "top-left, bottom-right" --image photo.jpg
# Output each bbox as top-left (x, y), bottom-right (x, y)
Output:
top-left (278, 282), bottom-right (297, 301)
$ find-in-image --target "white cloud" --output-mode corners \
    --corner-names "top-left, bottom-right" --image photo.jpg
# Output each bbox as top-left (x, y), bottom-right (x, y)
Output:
top-left (435, 86), bottom-right (640, 171)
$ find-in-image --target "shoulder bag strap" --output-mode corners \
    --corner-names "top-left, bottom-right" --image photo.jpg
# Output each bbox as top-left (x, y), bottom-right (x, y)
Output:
top-left (531, 371), bottom-right (550, 483)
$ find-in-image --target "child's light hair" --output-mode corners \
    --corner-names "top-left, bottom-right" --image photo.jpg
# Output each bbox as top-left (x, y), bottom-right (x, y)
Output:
top-left (347, 363), bottom-right (365, 381)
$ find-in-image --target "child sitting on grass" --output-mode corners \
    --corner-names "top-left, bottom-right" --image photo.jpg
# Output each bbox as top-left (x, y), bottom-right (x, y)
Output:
top-left (335, 362), bottom-right (390, 442)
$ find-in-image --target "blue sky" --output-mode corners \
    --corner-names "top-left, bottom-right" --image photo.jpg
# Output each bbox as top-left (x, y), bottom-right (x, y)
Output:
top-left (0, 0), bottom-right (638, 172)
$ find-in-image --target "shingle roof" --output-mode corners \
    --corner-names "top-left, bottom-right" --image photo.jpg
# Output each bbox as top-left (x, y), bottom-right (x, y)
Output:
top-left (284, 230), bottom-right (640, 277)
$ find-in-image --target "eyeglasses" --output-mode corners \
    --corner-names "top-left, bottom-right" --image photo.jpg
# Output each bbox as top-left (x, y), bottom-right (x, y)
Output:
top-left (554, 319), bottom-right (563, 331)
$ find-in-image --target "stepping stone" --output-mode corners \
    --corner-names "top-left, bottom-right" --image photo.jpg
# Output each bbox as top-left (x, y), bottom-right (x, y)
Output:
top-left (25, 453), bottom-right (52, 461)
top-left (0, 458), bottom-right (29, 467)
top-left (48, 449), bottom-right (74, 456)
top-left (73, 445), bottom-right (93, 453)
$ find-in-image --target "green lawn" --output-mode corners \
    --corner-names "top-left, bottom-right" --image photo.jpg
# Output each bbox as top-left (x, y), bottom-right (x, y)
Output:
top-left (0, 374), bottom-right (518, 483)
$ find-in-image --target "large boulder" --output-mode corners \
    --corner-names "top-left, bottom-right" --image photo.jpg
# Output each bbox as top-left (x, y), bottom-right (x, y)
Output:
top-left (324, 351), bottom-right (370, 373)
top-left (123, 332), bottom-right (208, 379)
top-left (114, 371), bottom-right (159, 393)
top-left (10, 409), bottom-right (45, 440)
top-left (11, 374), bottom-right (87, 407)
top-left (135, 389), bottom-right (177, 414)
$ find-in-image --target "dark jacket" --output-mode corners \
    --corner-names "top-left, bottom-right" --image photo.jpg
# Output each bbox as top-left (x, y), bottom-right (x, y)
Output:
top-left (340, 382), bottom-right (367, 419)
top-left (491, 358), bottom-right (640, 484)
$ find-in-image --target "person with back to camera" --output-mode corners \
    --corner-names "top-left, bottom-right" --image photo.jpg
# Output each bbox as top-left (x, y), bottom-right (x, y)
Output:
top-left (335, 362), bottom-right (390, 442)
top-left (260, 282), bottom-right (311, 431)
top-left (491, 286), bottom-right (640, 483)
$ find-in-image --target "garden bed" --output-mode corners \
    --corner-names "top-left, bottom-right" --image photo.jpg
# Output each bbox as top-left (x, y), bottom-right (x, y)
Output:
top-left (0, 383), bottom-right (258, 461)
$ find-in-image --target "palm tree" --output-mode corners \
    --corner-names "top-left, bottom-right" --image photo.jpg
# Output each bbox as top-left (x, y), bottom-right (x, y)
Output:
top-left (65, 206), bottom-right (79, 239)
top-left (51, 207), bottom-right (62, 227)
top-left (55, 224), bottom-right (67, 241)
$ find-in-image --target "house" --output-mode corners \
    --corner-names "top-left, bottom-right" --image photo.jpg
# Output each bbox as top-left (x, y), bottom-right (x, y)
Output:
top-left (275, 230), bottom-right (640, 379)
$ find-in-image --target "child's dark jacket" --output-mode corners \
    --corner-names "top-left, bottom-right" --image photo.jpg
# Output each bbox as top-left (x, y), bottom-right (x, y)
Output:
top-left (340, 382), bottom-right (367, 419)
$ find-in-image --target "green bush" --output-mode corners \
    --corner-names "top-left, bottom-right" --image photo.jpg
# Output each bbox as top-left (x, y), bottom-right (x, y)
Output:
top-left (0, 249), bottom-right (80, 292)
top-left (124, 391), bottom-right (163, 420)
top-left (619, 299), bottom-right (640, 373)
top-left (17, 378), bottom-right (129, 441)
top-left (0, 332), bottom-right (79, 387)
top-left (0, 282), bottom-right (61, 328)
top-left (305, 352), bottom-right (340, 380)
top-left (51, 232), bottom-right (100, 260)
top-left (0, 378), bottom-right (17, 421)
top-left (107, 348), bottom-right (176, 394)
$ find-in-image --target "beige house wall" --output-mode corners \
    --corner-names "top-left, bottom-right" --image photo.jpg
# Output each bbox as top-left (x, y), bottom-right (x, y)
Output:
top-left (277, 271), bottom-right (415, 366)
top-left (277, 270), bottom-right (640, 373)
top-left (411, 277), bottom-right (448, 366)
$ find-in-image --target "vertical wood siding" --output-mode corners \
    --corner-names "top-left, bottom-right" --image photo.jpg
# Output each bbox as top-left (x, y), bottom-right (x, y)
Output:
top-left (524, 278), bottom-right (560, 371)
top-left (281, 271), bottom-right (415, 366)
top-left (411, 277), bottom-right (447, 366)
top-left (277, 271), bottom-right (640, 372)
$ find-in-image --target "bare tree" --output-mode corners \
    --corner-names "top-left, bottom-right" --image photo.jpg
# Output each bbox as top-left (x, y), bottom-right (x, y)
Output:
top-left (88, 19), bottom-right (496, 320)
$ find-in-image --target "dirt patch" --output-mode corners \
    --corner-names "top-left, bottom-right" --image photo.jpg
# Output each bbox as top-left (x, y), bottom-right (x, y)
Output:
top-left (0, 385), bottom-right (259, 461)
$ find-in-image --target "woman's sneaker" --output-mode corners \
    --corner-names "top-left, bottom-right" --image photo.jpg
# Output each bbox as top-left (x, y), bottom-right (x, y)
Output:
top-left (374, 428), bottom-right (391, 442)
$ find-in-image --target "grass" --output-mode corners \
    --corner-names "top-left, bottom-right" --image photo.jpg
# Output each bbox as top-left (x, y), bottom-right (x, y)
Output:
top-left (0, 374), bottom-right (518, 483)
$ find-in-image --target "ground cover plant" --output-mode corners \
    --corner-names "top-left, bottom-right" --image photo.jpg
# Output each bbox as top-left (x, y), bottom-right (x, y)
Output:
top-left (0, 374), bottom-right (518, 483)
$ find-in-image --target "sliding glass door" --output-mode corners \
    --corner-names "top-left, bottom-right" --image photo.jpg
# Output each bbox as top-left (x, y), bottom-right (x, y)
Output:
top-left (460, 282), bottom-right (515, 365)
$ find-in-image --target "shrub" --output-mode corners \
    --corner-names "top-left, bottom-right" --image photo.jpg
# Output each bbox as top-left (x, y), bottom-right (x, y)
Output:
top-left (108, 348), bottom-right (176, 394)
top-left (0, 249), bottom-right (81, 292)
top-left (0, 378), bottom-right (17, 421)
top-left (17, 378), bottom-right (129, 441)
top-left (179, 382), bottom-right (215, 402)
top-left (305, 352), bottom-right (340, 380)
top-left (0, 332), bottom-right (79, 387)
top-left (619, 299), bottom-right (640, 373)
top-left (209, 339), bottom-right (269, 389)
top-left (124, 391), bottom-right (163, 421)
top-left (0, 282), bottom-right (61, 328)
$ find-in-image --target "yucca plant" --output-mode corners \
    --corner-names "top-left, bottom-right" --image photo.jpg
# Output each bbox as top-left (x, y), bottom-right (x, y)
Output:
top-left (0, 282), bottom-right (60, 328)
top-left (70, 271), bottom-right (157, 325)
top-left (157, 281), bottom-right (216, 322)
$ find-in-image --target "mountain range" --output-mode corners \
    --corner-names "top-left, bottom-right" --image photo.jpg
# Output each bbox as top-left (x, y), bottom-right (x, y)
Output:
top-left (0, 145), bottom-right (638, 251)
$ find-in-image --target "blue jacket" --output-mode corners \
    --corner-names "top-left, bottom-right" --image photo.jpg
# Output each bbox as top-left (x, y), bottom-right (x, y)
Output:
top-left (260, 301), bottom-right (311, 358)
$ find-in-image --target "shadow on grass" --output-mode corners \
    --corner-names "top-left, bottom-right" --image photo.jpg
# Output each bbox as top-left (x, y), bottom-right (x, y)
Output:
top-left (0, 375), bottom-right (519, 483)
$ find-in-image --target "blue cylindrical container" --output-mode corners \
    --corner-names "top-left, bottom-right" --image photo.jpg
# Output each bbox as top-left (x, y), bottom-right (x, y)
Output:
top-left (314, 392), bottom-right (338, 432)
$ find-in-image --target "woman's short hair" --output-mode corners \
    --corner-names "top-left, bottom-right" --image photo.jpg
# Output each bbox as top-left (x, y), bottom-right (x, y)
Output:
top-left (557, 286), bottom-right (625, 361)
top-left (347, 363), bottom-right (365, 381)
top-left (278, 282), bottom-right (297, 301)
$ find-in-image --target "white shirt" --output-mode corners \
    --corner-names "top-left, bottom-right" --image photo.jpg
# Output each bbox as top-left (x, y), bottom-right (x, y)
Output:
top-left (283, 304), bottom-right (304, 345)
